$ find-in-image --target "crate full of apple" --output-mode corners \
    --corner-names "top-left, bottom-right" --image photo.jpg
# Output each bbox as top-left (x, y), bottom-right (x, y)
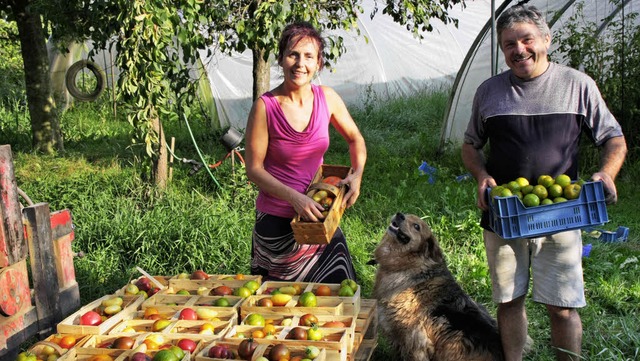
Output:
top-left (291, 164), bottom-right (352, 245)
top-left (487, 174), bottom-right (609, 240)
top-left (57, 294), bottom-right (145, 335)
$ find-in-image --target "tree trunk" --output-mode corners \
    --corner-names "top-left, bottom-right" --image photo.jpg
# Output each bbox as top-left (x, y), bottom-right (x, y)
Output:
top-left (252, 47), bottom-right (270, 101)
top-left (152, 115), bottom-right (168, 190)
top-left (12, 0), bottom-right (63, 153)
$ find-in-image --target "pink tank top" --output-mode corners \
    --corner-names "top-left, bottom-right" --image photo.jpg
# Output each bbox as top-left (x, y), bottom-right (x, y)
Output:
top-left (256, 85), bottom-right (331, 218)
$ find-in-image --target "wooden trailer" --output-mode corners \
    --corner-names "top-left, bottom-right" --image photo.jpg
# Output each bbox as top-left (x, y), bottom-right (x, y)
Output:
top-left (0, 144), bottom-right (81, 358)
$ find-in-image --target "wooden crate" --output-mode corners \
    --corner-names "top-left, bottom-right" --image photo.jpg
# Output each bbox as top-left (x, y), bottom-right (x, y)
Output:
top-left (297, 314), bottom-right (357, 353)
top-left (164, 319), bottom-right (234, 340)
top-left (191, 295), bottom-right (244, 311)
top-left (352, 299), bottom-right (378, 354)
top-left (256, 280), bottom-right (311, 295)
top-left (278, 327), bottom-right (349, 361)
top-left (240, 295), bottom-right (344, 319)
top-left (57, 347), bottom-right (130, 361)
top-left (108, 319), bottom-right (167, 335)
top-left (57, 294), bottom-right (144, 335)
top-left (225, 324), bottom-right (287, 342)
top-left (305, 282), bottom-right (361, 316)
top-left (142, 294), bottom-right (197, 309)
top-left (253, 344), bottom-right (329, 361)
top-left (167, 274), bottom-right (262, 291)
top-left (239, 313), bottom-right (296, 327)
top-left (291, 164), bottom-right (352, 244)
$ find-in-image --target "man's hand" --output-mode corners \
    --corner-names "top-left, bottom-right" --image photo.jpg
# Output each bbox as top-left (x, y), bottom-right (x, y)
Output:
top-left (477, 176), bottom-right (498, 211)
top-left (591, 172), bottom-right (618, 204)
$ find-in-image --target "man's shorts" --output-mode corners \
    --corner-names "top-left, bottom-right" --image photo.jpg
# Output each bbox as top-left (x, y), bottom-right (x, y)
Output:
top-left (483, 229), bottom-right (586, 307)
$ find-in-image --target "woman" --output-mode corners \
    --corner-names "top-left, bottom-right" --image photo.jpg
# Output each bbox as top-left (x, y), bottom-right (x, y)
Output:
top-left (245, 21), bottom-right (367, 283)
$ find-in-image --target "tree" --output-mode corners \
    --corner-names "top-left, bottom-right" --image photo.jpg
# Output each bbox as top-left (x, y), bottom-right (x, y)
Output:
top-left (35, 0), bottom-right (464, 187)
top-left (1, 0), bottom-right (63, 154)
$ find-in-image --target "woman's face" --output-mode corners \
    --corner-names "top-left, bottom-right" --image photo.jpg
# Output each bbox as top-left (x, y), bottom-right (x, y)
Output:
top-left (280, 36), bottom-right (321, 87)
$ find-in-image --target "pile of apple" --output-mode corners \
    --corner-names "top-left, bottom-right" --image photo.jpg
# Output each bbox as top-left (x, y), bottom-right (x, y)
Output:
top-left (208, 341), bottom-right (322, 361)
top-left (78, 295), bottom-right (125, 326)
top-left (123, 276), bottom-right (162, 298)
top-left (304, 175), bottom-right (344, 220)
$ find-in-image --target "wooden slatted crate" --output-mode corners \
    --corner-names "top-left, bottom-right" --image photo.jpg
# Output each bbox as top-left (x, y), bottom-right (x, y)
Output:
top-left (291, 164), bottom-right (352, 244)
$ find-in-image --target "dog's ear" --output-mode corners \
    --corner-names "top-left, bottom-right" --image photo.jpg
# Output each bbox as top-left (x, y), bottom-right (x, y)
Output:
top-left (425, 234), bottom-right (445, 263)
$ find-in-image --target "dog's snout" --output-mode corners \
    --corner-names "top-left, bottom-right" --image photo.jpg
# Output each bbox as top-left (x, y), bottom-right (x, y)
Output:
top-left (392, 212), bottom-right (405, 227)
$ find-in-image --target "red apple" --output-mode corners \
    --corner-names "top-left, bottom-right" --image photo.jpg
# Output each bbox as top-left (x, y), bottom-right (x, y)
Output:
top-left (147, 287), bottom-right (161, 297)
top-left (79, 310), bottom-right (102, 326)
top-left (129, 352), bottom-right (152, 361)
top-left (135, 277), bottom-right (152, 292)
top-left (191, 270), bottom-right (209, 280)
top-left (178, 308), bottom-right (198, 320)
top-left (176, 338), bottom-right (198, 353)
top-left (211, 285), bottom-right (233, 296)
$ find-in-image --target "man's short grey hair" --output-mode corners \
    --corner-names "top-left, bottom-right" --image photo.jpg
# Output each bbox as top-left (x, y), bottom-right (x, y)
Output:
top-left (497, 5), bottom-right (551, 46)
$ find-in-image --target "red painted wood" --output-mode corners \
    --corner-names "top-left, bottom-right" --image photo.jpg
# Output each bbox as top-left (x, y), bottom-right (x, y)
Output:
top-left (0, 261), bottom-right (31, 317)
top-left (54, 233), bottom-right (77, 288)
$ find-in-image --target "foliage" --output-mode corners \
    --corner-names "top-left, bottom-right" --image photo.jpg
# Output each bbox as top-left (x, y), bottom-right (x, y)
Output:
top-left (552, 0), bottom-right (640, 161)
top-left (3, 86), bottom-right (639, 360)
top-left (0, 19), bottom-right (24, 105)
top-left (30, 0), bottom-right (465, 176)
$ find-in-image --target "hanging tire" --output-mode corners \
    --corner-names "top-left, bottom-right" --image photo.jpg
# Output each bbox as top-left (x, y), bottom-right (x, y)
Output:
top-left (65, 60), bottom-right (106, 101)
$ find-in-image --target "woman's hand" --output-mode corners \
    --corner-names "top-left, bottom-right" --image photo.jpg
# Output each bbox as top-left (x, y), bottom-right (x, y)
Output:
top-left (339, 173), bottom-right (362, 209)
top-left (291, 191), bottom-right (326, 222)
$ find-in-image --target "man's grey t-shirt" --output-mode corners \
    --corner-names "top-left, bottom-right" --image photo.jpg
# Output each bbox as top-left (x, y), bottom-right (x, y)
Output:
top-left (464, 62), bottom-right (623, 185)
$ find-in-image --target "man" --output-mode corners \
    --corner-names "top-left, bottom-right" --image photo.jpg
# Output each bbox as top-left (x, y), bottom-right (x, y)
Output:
top-left (461, 5), bottom-right (627, 361)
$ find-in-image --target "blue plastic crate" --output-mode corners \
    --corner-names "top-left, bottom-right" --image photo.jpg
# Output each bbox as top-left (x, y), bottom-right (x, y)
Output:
top-left (487, 181), bottom-right (609, 240)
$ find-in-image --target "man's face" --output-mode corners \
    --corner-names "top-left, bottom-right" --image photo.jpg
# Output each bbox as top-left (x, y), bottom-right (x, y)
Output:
top-left (500, 22), bottom-right (551, 80)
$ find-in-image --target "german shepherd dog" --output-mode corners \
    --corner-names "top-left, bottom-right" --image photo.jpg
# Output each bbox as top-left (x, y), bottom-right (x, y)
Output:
top-left (370, 213), bottom-right (504, 361)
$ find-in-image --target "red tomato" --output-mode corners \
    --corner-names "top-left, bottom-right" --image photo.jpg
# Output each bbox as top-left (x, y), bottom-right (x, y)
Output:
top-left (58, 335), bottom-right (77, 349)
top-left (322, 176), bottom-right (342, 186)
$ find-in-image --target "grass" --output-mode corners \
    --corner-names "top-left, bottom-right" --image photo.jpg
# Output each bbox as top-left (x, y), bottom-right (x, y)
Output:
top-left (2, 86), bottom-right (639, 360)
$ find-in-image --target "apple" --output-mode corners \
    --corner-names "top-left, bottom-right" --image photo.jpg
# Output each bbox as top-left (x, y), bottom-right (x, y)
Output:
top-left (196, 307), bottom-right (218, 320)
top-left (176, 338), bottom-right (198, 353)
top-left (176, 272), bottom-right (190, 279)
top-left (112, 336), bottom-right (135, 349)
top-left (135, 277), bottom-right (152, 292)
top-left (147, 287), bottom-right (161, 297)
top-left (124, 283), bottom-right (139, 295)
top-left (209, 345), bottom-right (233, 358)
top-left (178, 308), bottom-right (198, 320)
top-left (129, 352), bottom-right (152, 361)
top-left (152, 319), bottom-right (172, 332)
top-left (211, 285), bottom-right (233, 296)
top-left (340, 278), bottom-right (358, 293)
top-left (270, 293), bottom-right (292, 306)
top-left (257, 298), bottom-right (274, 307)
top-left (79, 310), bottom-right (102, 326)
top-left (191, 270), bottom-right (209, 280)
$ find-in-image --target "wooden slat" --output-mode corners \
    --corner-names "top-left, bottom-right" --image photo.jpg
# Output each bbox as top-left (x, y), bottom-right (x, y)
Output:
top-left (50, 209), bottom-right (74, 240)
top-left (0, 306), bottom-right (39, 357)
top-left (0, 144), bottom-right (27, 268)
top-left (23, 202), bottom-right (63, 333)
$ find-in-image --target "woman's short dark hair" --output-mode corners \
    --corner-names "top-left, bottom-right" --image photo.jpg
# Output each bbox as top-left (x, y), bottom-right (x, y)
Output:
top-left (497, 5), bottom-right (551, 46)
top-left (277, 21), bottom-right (325, 71)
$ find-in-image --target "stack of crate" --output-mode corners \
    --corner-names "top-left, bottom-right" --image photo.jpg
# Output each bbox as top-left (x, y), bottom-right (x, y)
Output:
top-left (27, 274), bottom-right (377, 361)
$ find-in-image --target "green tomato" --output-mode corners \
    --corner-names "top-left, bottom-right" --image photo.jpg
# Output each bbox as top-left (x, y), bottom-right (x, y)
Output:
top-left (307, 325), bottom-right (324, 341)
top-left (305, 345), bottom-right (321, 359)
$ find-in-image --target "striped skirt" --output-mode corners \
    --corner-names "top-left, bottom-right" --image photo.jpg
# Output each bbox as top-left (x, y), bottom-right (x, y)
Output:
top-left (250, 211), bottom-right (357, 283)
